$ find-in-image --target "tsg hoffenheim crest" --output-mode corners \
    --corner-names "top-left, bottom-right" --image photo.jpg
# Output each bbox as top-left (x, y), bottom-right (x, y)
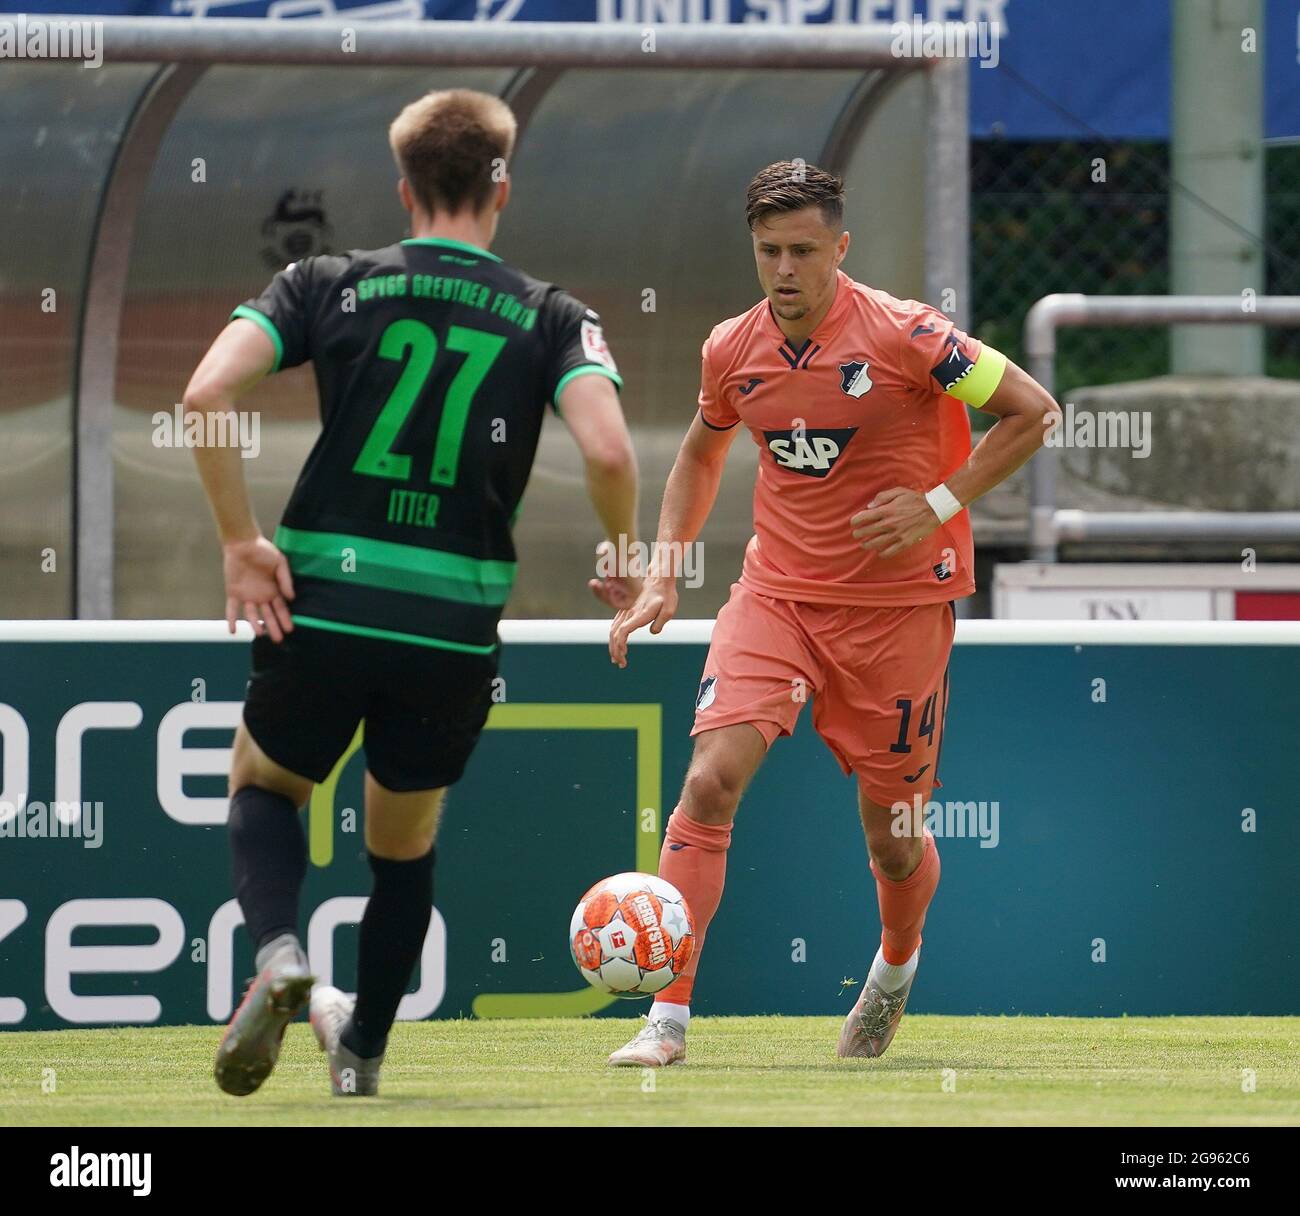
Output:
top-left (839, 360), bottom-right (873, 398)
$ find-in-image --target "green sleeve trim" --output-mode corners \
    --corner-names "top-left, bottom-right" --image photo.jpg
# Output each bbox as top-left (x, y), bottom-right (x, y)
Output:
top-left (947, 345), bottom-right (1007, 408)
top-left (552, 364), bottom-right (623, 412)
top-left (230, 305), bottom-right (285, 373)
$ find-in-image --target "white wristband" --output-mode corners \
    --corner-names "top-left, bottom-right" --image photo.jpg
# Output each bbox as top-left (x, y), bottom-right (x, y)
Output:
top-left (925, 482), bottom-right (963, 524)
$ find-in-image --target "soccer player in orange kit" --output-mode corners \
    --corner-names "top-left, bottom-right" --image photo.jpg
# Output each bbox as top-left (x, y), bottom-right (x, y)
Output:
top-left (601, 162), bottom-right (1060, 1066)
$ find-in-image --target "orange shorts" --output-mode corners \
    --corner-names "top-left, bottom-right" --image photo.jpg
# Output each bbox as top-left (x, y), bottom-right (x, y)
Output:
top-left (692, 583), bottom-right (955, 807)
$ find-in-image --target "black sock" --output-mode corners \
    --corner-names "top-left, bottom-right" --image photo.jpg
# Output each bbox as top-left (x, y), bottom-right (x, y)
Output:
top-left (342, 848), bottom-right (435, 1060)
top-left (228, 785), bottom-right (307, 954)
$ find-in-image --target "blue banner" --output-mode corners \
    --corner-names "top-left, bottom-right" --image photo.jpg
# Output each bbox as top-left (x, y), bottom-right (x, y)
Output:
top-left (8, 0), bottom-right (1300, 140)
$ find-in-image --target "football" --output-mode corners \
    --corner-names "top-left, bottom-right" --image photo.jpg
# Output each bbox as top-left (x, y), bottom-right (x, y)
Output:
top-left (569, 872), bottom-right (695, 997)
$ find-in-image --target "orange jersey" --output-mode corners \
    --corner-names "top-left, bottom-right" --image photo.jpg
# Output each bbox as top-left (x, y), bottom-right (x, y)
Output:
top-left (699, 270), bottom-right (981, 606)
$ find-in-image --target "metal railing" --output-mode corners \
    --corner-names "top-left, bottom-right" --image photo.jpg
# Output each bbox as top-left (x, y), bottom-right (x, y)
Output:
top-left (62, 17), bottom-right (930, 68)
top-left (1024, 293), bottom-right (1300, 562)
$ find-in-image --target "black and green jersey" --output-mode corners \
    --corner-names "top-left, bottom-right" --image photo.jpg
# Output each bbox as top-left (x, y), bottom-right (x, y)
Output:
top-left (232, 238), bottom-right (622, 654)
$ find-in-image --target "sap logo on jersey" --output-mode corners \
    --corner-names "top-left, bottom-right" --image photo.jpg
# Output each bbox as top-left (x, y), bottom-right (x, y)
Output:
top-left (839, 360), bottom-right (873, 398)
top-left (763, 428), bottom-right (858, 478)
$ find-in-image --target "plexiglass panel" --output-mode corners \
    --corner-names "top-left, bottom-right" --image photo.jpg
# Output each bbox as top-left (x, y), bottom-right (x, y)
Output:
top-left (110, 65), bottom-right (929, 621)
top-left (0, 62), bottom-right (154, 617)
top-left (114, 65), bottom-right (512, 619)
top-left (499, 68), bottom-right (919, 618)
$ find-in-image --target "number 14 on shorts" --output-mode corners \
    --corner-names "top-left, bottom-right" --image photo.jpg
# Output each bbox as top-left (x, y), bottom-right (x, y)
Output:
top-left (889, 690), bottom-right (941, 754)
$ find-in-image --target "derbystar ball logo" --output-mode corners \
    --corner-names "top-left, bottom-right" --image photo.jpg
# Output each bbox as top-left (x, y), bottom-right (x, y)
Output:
top-left (763, 427), bottom-right (858, 478)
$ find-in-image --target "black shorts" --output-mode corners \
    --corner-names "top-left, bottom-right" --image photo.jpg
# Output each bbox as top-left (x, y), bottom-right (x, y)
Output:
top-left (242, 624), bottom-right (496, 792)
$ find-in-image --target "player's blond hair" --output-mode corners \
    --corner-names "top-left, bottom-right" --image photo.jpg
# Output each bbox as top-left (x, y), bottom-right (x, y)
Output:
top-left (745, 161), bottom-right (845, 231)
top-left (389, 89), bottom-right (518, 217)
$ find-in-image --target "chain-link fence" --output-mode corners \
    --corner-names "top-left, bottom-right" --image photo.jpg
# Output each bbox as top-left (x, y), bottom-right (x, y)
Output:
top-left (1265, 143), bottom-right (1300, 377)
top-left (970, 139), bottom-right (1300, 411)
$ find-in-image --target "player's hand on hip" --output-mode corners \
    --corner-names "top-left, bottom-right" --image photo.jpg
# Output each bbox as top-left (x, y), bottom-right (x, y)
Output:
top-left (609, 577), bottom-right (677, 669)
top-left (851, 487), bottom-right (941, 559)
top-left (588, 540), bottom-right (643, 610)
top-left (222, 534), bottom-right (296, 643)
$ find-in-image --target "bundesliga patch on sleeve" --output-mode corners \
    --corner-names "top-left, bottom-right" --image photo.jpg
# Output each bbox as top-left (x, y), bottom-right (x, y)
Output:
top-left (581, 317), bottom-right (617, 372)
top-left (930, 334), bottom-right (976, 393)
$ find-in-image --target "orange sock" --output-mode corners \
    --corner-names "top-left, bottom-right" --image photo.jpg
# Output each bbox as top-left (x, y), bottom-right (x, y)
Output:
top-left (655, 808), bottom-right (732, 1005)
top-left (870, 829), bottom-right (940, 964)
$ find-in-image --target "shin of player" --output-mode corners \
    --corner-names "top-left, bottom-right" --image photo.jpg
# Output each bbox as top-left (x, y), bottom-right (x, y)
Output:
top-left (863, 789), bottom-right (941, 988)
top-left (607, 724), bottom-right (761, 1067)
top-left (653, 808), bottom-right (732, 1014)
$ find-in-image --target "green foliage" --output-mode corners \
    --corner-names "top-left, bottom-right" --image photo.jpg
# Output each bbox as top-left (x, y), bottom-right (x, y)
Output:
top-left (972, 140), bottom-right (1299, 398)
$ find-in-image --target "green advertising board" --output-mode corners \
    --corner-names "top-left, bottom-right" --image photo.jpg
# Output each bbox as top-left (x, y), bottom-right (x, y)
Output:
top-left (0, 620), bottom-right (1296, 1030)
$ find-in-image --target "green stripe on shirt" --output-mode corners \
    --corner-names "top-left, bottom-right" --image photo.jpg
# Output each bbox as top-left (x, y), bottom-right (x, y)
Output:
top-left (275, 526), bottom-right (516, 606)
top-left (292, 614), bottom-right (498, 654)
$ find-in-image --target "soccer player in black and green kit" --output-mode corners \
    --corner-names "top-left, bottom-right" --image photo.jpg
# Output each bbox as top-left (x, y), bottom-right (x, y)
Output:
top-left (184, 90), bottom-right (639, 1097)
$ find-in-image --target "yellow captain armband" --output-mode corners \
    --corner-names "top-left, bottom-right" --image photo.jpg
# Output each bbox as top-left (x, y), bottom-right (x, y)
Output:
top-left (945, 345), bottom-right (1007, 408)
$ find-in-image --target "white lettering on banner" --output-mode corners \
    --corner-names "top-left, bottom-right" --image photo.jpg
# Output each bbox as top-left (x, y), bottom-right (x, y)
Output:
top-left (0, 704), bottom-right (30, 824)
top-left (157, 701), bottom-right (243, 826)
top-left (55, 702), bottom-right (143, 824)
top-left (1, 699), bottom-right (244, 830)
top-left (0, 694), bottom-right (457, 1025)
top-left (0, 899), bottom-right (28, 1024)
top-left (3, 895), bottom-right (449, 1026)
top-left (205, 898), bottom-right (245, 1022)
top-left (593, 0), bottom-right (1009, 28)
top-left (45, 898), bottom-right (185, 1023)
top-left (308, 897), bottom-right (447, 1021)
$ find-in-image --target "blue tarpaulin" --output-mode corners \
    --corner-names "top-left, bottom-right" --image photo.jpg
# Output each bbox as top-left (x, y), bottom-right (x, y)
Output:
top-left (6, 0), bottom-right (1299, 141)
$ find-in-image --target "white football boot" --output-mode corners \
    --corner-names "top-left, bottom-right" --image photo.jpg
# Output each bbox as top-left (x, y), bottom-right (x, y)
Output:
top-left (607, 1014), bottom-right (687, 1067)
top-left (309, 985), bottom-right (384, 1096)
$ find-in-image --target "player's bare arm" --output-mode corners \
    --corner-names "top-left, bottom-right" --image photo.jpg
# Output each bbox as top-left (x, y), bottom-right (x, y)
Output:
top-left (183, 318), bottom-right (296, 641)
top-left (556, 372), bottom-right (641, 610)
top-left (851, 357), bottom-right (1061, 558)
top-left (609, 410), bottom-right (738, 668)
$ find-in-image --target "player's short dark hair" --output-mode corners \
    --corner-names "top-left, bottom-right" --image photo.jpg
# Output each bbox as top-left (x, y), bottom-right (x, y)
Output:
top-left (389, 88), bottom-right (518, 217)
top-left (745, 161), bottom-right (845, 231)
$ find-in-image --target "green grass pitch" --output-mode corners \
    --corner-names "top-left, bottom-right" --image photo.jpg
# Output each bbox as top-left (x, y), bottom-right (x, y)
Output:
top-left (1, 1016), bottom-right (1297, 1126)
